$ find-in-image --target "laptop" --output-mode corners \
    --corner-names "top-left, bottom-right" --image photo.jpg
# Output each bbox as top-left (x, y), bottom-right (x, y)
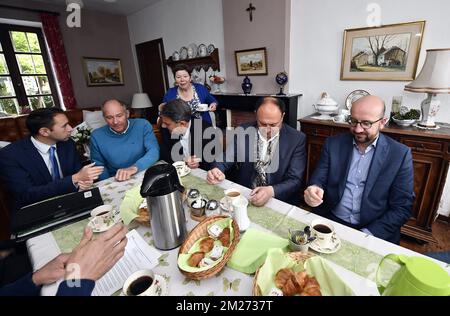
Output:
top-left (11, 188), bottom-right (104, 241)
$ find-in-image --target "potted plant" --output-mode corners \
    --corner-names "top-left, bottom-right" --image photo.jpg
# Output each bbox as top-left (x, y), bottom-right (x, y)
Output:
top-left (392, 106), bottom-right (421, 127)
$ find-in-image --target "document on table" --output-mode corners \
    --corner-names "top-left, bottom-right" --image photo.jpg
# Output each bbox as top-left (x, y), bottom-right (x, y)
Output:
top-left (27, 229), bottom-right (161, 296)
top-left (92, 229), bottom-right (161, 296)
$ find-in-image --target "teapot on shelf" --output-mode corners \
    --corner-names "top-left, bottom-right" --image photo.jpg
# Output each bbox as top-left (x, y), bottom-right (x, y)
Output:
top-left (376, 254), bottom-right (450, 296)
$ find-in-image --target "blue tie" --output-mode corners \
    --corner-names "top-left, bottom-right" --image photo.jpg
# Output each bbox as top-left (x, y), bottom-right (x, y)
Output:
top-left (49, 146), bottom-right (61, 181)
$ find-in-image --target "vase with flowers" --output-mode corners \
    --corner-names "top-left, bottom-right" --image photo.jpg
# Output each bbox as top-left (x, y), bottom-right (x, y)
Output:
top-left (71, 125), bottom-right (92, 157)
top-left (209, 74), bottom-right (225, 93)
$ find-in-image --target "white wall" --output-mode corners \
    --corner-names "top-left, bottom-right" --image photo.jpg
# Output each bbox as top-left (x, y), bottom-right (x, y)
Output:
top-left (289, 0), bottom-right (450, 216)
top-left (127, 0), bottom-right (226, 91)
top-left (289, 0), bottom-right (450, 121)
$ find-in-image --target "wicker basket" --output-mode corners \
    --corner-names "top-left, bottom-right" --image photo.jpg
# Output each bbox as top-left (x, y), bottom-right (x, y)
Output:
top-left (178, 215), bottom-right (240, 280)
top-left (252, 251), bottom-right (315, 296)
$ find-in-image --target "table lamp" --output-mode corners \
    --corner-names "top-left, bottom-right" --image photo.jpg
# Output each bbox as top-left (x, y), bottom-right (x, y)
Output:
top-left (131, 93), bottom-right (153, 119)
top-left (404, 48), bottom-right (450, 128)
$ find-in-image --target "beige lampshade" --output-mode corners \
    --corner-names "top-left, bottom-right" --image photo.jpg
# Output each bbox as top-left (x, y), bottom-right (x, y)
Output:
top-left (131, 93), bottom-right (153, 109)
top-left (405, 48), bottom-right (450, 94)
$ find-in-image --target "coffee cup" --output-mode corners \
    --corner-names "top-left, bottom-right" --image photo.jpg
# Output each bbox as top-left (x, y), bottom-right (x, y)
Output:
top-left (311, 219), bottom-right (335, 248)
top-left (224, 188), bottom-right (241, 210)
top-left (172, 161), bottom-right (189, 177)
top-left (90, 205), bottom-right (114, 230)
top-left (122, 269), bottom-right (160, 296)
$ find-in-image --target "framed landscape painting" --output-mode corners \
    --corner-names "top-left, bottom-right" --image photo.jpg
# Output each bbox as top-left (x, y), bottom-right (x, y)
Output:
top-left (235, 47), bottom-right (268, 76)
top-left (82, 57), bottom-right (124, 86)
top-left (340, 21), bottom-right (426, 81)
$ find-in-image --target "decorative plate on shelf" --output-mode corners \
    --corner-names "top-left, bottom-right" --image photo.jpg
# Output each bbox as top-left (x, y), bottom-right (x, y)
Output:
top-left (172, 51), bottom-right (180, 61)
top-left (187, 43), bottom-right (198, 59)
top-left (198, 44), bottom-right (207, 57)
top-left (207, 44), bottom-right (215, 55)
top-left (179, 46), bottom-right (188, 60)
top-left (345, 90), bottom-right (370, 110)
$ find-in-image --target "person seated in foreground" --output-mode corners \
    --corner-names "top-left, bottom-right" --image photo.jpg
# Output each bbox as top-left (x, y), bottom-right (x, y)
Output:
top-left (304, 96), bottom-right (415, 244)
top-left (0, 224), bottom-right (127, 296)
top-left (207, 97), bottom-right (306, 207)
top-left (0, 108), bottom-right (103, 212)
top-left (90, 99), bottom-right (160, 182)
top-left (159, 99), bottom-right (216, 171)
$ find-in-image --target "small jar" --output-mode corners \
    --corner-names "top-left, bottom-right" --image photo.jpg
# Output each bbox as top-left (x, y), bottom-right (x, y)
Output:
top-left (205, 200), bottom-right (220, 217)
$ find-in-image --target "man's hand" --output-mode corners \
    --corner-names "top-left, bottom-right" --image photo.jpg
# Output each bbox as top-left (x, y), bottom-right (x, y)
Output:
top-left (304, 185), bottom-right (324, 207)
top-left (78, 180), bottom-right (93, 191)
top-left (115, 166), bottom-right (138, 182)
top-left (206, 168), bottom-right (225, 184)
top-left (208, 103), bottom-right (218, 112)
top-left (185, 155), bottom-right (201, 169)
top-left (32, 253), bottom-right (70, 286)
top-left (249, 186), bottom-right (274, 207)
top-left (73, 163), bottom-right (104, 184)
top-left (65, 224), bottom-right (128, 281)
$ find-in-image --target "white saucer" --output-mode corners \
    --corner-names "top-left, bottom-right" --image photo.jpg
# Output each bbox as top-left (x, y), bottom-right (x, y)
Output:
top-left (196, 108), bottom-right (210, 112)
top-left (152, 274), bottom-right (168, 296)
top-left (88, 210), bottom-right (121, 233)
top-left (308, 234), bottom-right (342, 254)
top-left (178, 168), bottom-right (191, 177)
top-left (219, 197), bottom-right (232, 213)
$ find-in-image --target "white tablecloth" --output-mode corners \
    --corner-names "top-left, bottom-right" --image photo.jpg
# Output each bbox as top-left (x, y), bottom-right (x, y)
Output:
top-left (27, 169), bottom-right (449, 296)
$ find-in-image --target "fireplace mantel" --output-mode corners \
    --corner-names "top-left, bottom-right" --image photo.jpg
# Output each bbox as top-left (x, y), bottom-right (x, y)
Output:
top-left (212, 93), bottom-right (302, 129)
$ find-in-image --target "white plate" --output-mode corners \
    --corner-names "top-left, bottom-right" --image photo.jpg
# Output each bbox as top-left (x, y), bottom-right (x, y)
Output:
top-left (198, 44), bottom-right (207, 57)
top-left (179, 46), bottom-right (188, 60)
top-left (187, 43), bottom-right (198, 59)
top-left (219, 197), bottom-right (232, 213)
top-left (345, 90), bottom-right (370, 110)
top-left (207, 44), bottom-right (215, 55)
top-left (308, 234), bottom-right (342, 254)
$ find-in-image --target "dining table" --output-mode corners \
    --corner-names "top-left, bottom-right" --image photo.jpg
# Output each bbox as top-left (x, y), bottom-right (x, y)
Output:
top-left (26, 168), bottom-right (450, 296)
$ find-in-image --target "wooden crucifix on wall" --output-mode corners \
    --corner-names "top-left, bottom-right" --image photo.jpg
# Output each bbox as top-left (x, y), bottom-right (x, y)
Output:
top-left (246, 3), bottom-right (256, 22)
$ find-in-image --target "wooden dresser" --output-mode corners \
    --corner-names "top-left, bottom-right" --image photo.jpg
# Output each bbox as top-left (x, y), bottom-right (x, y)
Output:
top-left (299, 115), bottom-right (450, 243)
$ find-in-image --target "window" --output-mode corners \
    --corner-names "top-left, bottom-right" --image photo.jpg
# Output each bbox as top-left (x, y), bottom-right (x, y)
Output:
top-left (0, 24), bottom-right (60, 115)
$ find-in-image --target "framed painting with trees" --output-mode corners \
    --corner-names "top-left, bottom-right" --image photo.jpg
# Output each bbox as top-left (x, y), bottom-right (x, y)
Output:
top-left (82, 57), bottom-right (124, 86)
top-left (340, 21), bottom-right (425, 81)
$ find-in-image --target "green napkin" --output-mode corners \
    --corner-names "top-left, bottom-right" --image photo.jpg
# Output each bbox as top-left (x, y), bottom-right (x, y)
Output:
top-left (178, 218), bottom-right (234, 273)
top-left (227, 229), bottom-right (289, 274)
top-left (119, 185), bottom-right (144, 225)
top-left (257, 248), bottom-right (355, 296)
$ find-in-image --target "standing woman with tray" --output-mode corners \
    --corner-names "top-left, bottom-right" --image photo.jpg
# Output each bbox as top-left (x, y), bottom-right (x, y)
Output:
top-left (163, 64), bottom-right (218, 125)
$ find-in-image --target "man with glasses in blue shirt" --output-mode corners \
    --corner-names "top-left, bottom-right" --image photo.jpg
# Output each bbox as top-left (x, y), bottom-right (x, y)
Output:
top-left (304, 95), bottom-right (414, 244)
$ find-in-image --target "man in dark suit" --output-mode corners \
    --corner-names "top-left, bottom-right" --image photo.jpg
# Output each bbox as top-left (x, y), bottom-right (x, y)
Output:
top-left (207, 97), bottom-right (306, 207)
top-left (304, 96), bottom-right (415, 244)
top-left (159, 99), bottom-right (216, 171)
top-left (0, 224), bottom-right (127, 296)
top-left (0, 108), bottom-right (104, 212)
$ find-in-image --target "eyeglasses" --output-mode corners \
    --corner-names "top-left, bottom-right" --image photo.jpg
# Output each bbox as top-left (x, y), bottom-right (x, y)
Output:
top-left (347, 117), bottom-right (384, 130)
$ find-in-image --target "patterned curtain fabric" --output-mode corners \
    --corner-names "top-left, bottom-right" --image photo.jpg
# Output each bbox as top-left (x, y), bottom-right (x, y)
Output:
top-left (40, 13), bottom-right (77, 109)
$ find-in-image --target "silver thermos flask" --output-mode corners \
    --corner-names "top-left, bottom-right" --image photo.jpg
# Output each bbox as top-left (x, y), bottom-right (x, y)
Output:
top-left (140, 164), bottom-right (187, 250)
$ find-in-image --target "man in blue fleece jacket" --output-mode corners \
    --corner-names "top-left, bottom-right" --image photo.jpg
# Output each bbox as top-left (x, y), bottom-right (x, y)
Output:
top-left (90, 99), bottom-right (160, 181)
top-left (0, 224), bottom-right (127, 296)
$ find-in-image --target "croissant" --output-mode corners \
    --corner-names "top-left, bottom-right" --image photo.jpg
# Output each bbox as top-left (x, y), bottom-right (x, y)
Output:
top-left (302, 277), bottom-right (322, 296)
top-left (199, 237), bottom-right (215, 253)
top-left (218, 227), bottom-right (231, 247)
top-left (275, 268), bottom-right (294, 289)
top-left (294, 271), bottom-right (308, 291)
top-left (281, 278), bottom-right (298, 296)
top-left (188, 252), bottom-right (205, 267)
